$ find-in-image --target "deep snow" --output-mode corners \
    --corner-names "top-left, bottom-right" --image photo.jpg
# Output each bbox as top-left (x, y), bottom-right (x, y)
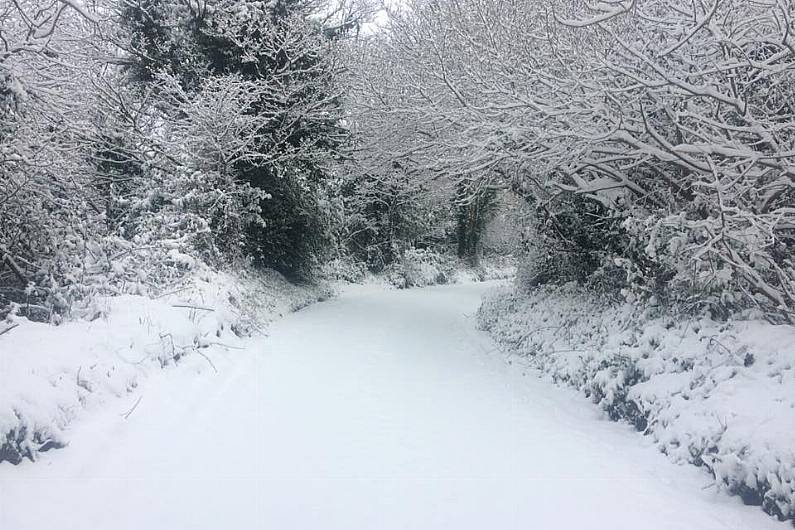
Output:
top-left (0, 282), bottom-right (786, 529)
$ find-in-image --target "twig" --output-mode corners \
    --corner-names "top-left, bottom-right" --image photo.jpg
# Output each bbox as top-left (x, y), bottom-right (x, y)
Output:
top-left (109, 245), bottom-right (161, 261)
top-left (171, 304), bottom-right (215, 312)
top-left (195, 350), bottom-right (218, 373)
top-left (121, 396), bottom-right (143, 419)
top-left (0, 251), bottom-right (28, 284)
top-left (0, 323), bottom-right (19, 336)
top-left (207, 341), bottom-right (245, 350)
top-left (155, 286), bottom-right (190, 299)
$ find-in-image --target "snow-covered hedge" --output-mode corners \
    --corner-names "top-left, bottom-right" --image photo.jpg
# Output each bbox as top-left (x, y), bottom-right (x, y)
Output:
top-left (384, 249), bottom-right (458, 288)
top-left (383, 249), bottom-right (515, 289)
top-left (477, 283), bottom-right (795, 522)
top-left (0, 265), bottom-right (332, 465)
top-left (320, 256), bottom-right (369, 284)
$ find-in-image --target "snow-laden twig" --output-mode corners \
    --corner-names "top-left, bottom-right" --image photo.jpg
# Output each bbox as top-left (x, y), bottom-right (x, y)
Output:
top-left (171, 304), bottom-right (215, 312)
top-left (0, 323), bottom-right (20, 336)
top-left (121, 396), bottom-right (143, 420)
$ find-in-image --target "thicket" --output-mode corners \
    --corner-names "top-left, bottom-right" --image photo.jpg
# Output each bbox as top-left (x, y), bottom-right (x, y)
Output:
top-left (340, 40), bottom-right (503, 271)
top-left (0, 0), bottom-right (356, 321)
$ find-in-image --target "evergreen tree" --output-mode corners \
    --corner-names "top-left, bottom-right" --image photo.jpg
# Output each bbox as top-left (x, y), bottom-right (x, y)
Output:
top-left (118, 0), bottom-right (349, 278)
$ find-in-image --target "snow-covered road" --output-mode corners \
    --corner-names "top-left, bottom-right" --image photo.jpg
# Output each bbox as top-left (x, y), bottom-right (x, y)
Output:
top-left (0, 282), bottom-right (785, 529)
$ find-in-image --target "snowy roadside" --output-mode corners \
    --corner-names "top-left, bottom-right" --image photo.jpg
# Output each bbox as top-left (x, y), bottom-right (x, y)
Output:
top-left (0, 266), bottom-right (332, 465)
top-left (0, 251), bottom-right (510, 467)
top-left (477, 282), bottom-right (795, 522)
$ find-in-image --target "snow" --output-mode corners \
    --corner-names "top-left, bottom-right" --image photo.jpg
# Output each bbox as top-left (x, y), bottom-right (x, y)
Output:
top-left (0, 265), bottom-right (331, 464)
top-left (0, 282), bottom-right (786, 529)
top-left (478, 282), bottom-right (795, 520)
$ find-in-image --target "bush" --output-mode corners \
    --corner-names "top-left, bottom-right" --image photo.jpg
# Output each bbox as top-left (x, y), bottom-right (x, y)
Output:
top-left (478, 283), bottom-right (795, 521)
top-left (320, 256), bottom-right (368, 284)
top-left (384, 248), bottom-right (458, 288)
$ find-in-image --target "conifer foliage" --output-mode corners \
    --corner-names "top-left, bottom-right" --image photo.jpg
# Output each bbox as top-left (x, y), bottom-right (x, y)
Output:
top-left (117, 0), bottom-right (349, 279)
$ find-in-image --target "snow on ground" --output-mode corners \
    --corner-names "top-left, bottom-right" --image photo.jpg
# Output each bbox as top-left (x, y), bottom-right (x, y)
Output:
top-left (478, 282), bottom-right (795, 522)
top-left (0, 266), bottom-right (331, 464)
top-left (0, 282), bottom-right (787, 529)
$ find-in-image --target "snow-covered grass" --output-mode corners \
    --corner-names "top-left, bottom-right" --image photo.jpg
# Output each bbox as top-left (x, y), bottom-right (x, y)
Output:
top-left (477, 282), bottom-right (795, 522)
top-left (0, 265), bottom-right (332, 465)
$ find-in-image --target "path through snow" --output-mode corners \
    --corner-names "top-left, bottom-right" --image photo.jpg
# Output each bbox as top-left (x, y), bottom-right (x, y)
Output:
top-left (0, 282), bottom-right (785, 529)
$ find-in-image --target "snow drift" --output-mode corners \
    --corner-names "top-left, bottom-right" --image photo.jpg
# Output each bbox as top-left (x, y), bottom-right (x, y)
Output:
top-left (0, 266), bottom-right (331, 464)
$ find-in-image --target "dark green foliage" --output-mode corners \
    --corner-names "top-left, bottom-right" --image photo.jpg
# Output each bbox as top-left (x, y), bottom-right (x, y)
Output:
top-left (120, 0), bottom-right (209, 89)
top-left (520, 193), bottom-right (673, 301)
top-left (342, 167), bottom-right (449, 271)
top-left (521, 195), bottom-right (622, 284)
top-left (89, 129), bottom-right (144, 233)
top-left (0, 426), bottom-right (66, 465)
top-left (118, 0), bottom-right (348, 278)
top-left (455, 180), bottom-right (497, 264)
top-left (246, 169), bottom-right (337, 279)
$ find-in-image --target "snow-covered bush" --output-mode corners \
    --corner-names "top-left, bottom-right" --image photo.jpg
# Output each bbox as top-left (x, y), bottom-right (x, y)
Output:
top-left (340, 161), bottom-right (452, 271)
top-left (0, 2), bottom-right (108, 321)
top-left (384, 248), bottom-right (458, 288)
top-left (1, 0), bottom-right (355, 319)
top-left (92, 71), bottom-right (273, 272)
top-left (323, 249), bottom-right (514, 288)
top-left (0, 263), bottom-right (332, 464)
top-left (118, 0), bottom-right (351, 280)
top-left (478, 283), bottom-right (795, 521)
top-left (320, 255), bottom-right (368, 283)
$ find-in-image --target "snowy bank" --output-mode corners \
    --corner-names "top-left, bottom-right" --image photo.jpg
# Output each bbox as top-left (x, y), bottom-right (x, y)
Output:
top-left (0, 267), bottom-right (332, 464)
top-left (477, 283), bottom-right (795, 522)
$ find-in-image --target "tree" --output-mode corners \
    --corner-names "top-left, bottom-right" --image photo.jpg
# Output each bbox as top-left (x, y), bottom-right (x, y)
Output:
top-left (117, 0), bottom-right (352, 278)
top-left (345, 0), bottom-right (795, 321)
top-left (0, 0), bottom-right (104, 318)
